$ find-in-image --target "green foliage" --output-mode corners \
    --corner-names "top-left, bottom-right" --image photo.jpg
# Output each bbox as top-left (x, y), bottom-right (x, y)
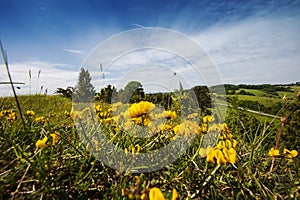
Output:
top-left (55, 86), bottom-right (74, 99)
top-left (73, 68), bottom-right (95, 102)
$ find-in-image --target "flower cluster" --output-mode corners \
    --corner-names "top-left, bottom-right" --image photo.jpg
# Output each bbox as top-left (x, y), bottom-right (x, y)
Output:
top-left (268, 147), bottom-right (298, 158)
top-left (128, 101), bottom-right (155, 126)
top-left (36, 131), bottom-right (61, 148)
top-left (35, 116), bottom-right (49, 124)
top-left (200, 123), bottom-right (238, 165)
top-left (0, 109), bottom-right (16, 122)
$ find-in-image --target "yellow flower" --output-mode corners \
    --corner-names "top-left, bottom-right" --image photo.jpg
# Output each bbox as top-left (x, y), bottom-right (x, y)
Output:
top-left (206, 148), bottom-right (215, 163)
top-left (36, 137), bottom-right (48, 148)
top-left (149, 187), bottom-right (179, 200)
top-left (201, 124), bottom-right (208, 132)
top-left (268, 147), bottom-right (280, 157)
top-left (141, 193), bottom-right (147, 200)
top-left (215, 149), bottom-right (227, 164)
top-left (199, 146), bottom-right (213, 158)
top-left (172, 188), bottom-right (179, 200)
top-left (35, 116), bottom-right (49, 123)
top-left (26, 110), bottom-right (35, 116)
top-left (129, 101), bottom-right (155, 118)
top-left (50, 132), bottom-right (61, 145)
top-left (203, 115), bottom-right (214, 123)
top-left (283, 148), bottom-right (298, 158)
top-left (163, 110), bottom-right (177, 120)
top-left (149, 187), bottom-right (165, 200)
top-left (227, 148), bottom-right (238, 164)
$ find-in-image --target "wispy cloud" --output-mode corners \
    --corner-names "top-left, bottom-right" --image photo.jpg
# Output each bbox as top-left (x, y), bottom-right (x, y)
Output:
top-left (64, 48), bottom-right (83, 54)
top-left (194, 14), bottom-right (300, 84)
top-left (0, 59), bottom-right (78, 96)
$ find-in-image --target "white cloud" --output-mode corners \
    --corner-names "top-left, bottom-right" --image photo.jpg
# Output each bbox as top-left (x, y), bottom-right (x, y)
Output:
top-left (194, 15), bottom-right (300, 84)
top-left (64, 48), bottom-right (83, 54)
top-left (0, 60), bottom-right (78, 96)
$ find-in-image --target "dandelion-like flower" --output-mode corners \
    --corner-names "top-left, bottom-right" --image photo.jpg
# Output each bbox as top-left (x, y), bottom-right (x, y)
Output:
top-left (129, 101), bottom-right (155, 126)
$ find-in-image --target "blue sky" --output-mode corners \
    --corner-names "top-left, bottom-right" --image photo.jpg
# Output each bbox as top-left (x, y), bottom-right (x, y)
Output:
top-left (0, 0), bottom-right (300, 95)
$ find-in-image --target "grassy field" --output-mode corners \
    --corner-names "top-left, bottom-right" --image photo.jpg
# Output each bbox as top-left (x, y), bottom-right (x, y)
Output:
top-left (0, 92), bottom-right (299, 199)
top-left (233, 86), bottom-right (300, 107)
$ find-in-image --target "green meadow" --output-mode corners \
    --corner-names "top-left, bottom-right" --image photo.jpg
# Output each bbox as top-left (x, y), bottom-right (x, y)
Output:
top-left (0, 84), bottom-right (299, 199)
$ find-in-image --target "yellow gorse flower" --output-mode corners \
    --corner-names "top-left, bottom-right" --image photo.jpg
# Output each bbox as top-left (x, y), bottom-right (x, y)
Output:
top-left (204, 129), bottom-right (238, 165)
top-left (163, 110), bottom-right (177, 120)
top-left (50, 132), bottom-right (61, 145)
top-left (129, 101), bottom-right (155, 118)
top-left (268, 147), bottom-right (280, 157)
top-left (199, 146), bottom-right (213, 158)
top-left (35, 116), bottom-right (49, 123)
top-left (283, 148), bottom-right (298, 158)
top-left (128, 101), bottom-right (155, 126)
top-left (36, 137), bottom-right (48, 148)
top-left (149, 187), bottom-right (178, 200)
top-left (26, 110), bottom-right (35, 116)
top-left (203, 115), bottom-right (214, 123)
top-left (0, 110), bottom-right (16, 122)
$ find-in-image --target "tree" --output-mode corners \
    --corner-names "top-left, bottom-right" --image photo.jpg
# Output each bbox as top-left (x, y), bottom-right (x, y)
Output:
top-left (95, 84), bottom-right (117, 103)
top-left (119, 81), bottom-right (144, 103)
top-left (73, 68), bottom-right (95, 102)
top-left (56, 86), bottom-right (74, 99)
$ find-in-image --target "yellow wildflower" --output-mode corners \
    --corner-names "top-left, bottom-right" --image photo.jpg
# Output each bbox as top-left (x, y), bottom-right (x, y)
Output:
top-left (224, 147), bottom-right (238, 164)
top-left (172, 188), bottom-right (179, 200)
top-left (208, 124), bottom-right (222, 133)
top-left (35, 116), bottom-right (49, 123)
top-left (36, 137), bottom-right (48, 148)
top-left (149, 187), bottom-right (165, 200)
top-left (26, 110), bottom-right (35, 116)
top-left (283, 148), bottom-right (298, 158)
top-left (7, 112), bottom-right (16, 121)
top-left (148, 187), bottom-right (179, 200)
top-left (215, 149), bottom-right (227, 164)
top-left (206, 148), bottom-right (215, 163)
top-left (268, 147), bottom-right (280, 157)
top-left (201, 123), bottom-right (208, 132)
top-left (129, 101), bottom-right (155, 118)
top-left (50, 132), bottom-right (61, 145)
top-left (199, 146), bottom-right (213, 158)
top-left (163, 110), bottom-right (177, 120)
top-left (203, 115), bottom-right (214, 123)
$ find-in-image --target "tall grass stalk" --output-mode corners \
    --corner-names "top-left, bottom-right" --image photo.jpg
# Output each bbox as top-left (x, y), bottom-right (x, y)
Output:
top-left (0, 40), bottom-right (26, 130)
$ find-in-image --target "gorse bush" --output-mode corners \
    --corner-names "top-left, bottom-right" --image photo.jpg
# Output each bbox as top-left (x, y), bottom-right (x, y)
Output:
top-left (0, 91), bottom-right (299, 199)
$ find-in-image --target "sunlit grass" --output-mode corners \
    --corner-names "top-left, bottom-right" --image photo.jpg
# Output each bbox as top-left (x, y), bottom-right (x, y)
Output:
top-left (0, 94), bottom-right (299, 199)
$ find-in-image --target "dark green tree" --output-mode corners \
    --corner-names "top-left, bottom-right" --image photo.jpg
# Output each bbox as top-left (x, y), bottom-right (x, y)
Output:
top-left (56, 86), bottom-right (74, 98)
top-left (73, 68), bottom-right (95, 102)
top-left (121, 81), bottom-right (144, 103)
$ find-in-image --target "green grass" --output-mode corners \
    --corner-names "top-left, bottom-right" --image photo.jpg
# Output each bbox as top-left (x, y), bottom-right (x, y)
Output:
top-left (0, 94), bottom-right (299, 199)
